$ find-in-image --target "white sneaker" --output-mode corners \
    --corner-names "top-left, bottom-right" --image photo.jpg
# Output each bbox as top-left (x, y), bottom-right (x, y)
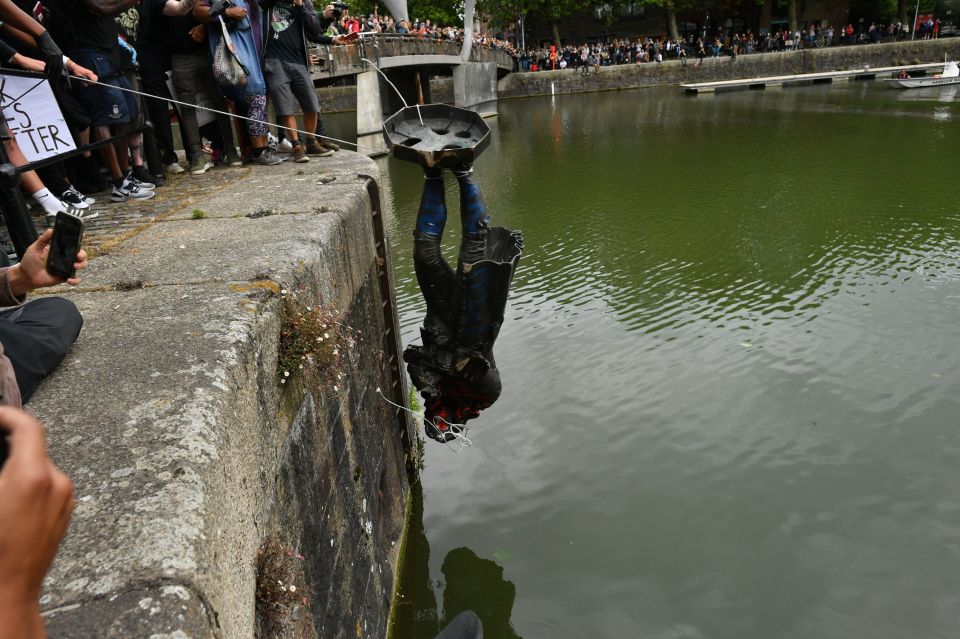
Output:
top-left (165, 162), bottom-right (185, 175)
top-left (111, 179), bottom-right (155, 202)
top-left (60, 189), bottom-right (90, 210)
top-left (190, 159), bottom-right (214, 175)
top-left (278, 138), bottom-right (294, 154)
top-left (45, 207), bottom-right (99, 227)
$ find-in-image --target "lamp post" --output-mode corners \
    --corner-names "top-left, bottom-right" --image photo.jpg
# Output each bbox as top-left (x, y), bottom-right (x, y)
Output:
top-left (912, 0), bottom-right (920, 40)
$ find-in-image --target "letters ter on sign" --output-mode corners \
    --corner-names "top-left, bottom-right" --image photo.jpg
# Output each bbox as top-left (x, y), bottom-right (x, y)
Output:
top-left (0, 74), bottom-right (78, 162)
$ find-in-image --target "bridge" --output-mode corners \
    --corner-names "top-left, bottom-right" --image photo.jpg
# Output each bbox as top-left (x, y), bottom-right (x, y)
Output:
top-left (311, 35), bottom-right (514, 80)
top-left (308, 35), bottom-right (516, 155)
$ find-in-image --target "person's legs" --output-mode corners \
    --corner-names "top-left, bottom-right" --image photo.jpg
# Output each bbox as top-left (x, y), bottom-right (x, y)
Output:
top-left (413, 167), bottom-right (455, 334)
top-left (4, 138), bottom-right (68, 217)
top-left (264, 58), bottom-right (297, 143)
top-left (140, 67), bottom-right (179, 167)
top-left (0, 297), bottom-right (83, 403)
top-left (92, 125), bottom-right (124, 182)
top-left (453, 166), bottom-right (490, 263)
top-left (170, 53), bottom-right (204, 168)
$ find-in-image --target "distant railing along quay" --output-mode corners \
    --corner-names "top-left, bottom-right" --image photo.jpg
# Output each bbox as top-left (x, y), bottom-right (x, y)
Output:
top-left (310, 34), bottom-right (515, 80)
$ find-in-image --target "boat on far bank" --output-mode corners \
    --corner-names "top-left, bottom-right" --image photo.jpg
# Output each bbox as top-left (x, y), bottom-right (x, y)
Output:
top-left (885, 61), bottom-right (960, 88)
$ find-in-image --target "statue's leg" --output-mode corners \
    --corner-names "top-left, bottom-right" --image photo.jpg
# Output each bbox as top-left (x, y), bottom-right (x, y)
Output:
top-left (413, 167), bottom-right (455, 330)
top-left (453, 165), bottom-right (490, 264)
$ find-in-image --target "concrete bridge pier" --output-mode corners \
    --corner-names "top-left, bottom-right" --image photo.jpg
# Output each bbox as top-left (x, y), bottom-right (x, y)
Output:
top-left (454, 61), bottom-right (499, 116)
top-left (357, 70), bottom-right (389, 156)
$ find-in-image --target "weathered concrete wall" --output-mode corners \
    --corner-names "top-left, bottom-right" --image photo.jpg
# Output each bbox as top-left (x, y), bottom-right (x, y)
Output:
top-left (31, 155), bottom-right (412, 638)
top-left (500, 39), bottom-right (960, 99)
top-left (317, 85), bottom-right (358, 113)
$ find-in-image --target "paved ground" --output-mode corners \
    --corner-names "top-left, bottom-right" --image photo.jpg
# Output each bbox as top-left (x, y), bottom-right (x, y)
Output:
top-left (2, 153), bottom-right (359, 258)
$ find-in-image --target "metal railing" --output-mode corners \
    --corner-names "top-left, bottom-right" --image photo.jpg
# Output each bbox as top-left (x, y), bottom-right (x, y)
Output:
top-left (309, 33), bottom-right (515, 79)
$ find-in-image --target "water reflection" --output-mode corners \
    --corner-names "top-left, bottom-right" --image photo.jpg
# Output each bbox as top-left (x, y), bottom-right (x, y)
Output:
top-left (394, 487), bottom-right (523, 639)
top-left (894, 85), bottom-right (960, 103)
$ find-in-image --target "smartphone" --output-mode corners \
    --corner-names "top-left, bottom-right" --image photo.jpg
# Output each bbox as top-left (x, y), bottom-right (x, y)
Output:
top-left (0, 431), bottom-right (7, 471)
top-left (46, 211), bottom-right (85, 280)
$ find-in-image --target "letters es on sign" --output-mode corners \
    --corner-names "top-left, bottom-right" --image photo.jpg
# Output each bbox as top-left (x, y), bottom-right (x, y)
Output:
top-left (0, 74), bottom-right (77, 162)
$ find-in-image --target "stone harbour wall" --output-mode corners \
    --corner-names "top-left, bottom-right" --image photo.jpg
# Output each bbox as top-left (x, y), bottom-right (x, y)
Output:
top-left (30, 154), bottom-right (413, 638)
top-left (499, 38), bottom-right (960, 99)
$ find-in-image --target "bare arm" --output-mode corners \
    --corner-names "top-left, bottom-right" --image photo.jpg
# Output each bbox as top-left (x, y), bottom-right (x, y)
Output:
top-left (0, 24), bottom-right (35, 47)
top-left (10, 53), bottom-right (45, 73)
top-left (162, 0), bottom-right (199, 16)
top-left (0, 0), bottom-right (44, 37)
top-left (191, 0), bottom-right (214, 24)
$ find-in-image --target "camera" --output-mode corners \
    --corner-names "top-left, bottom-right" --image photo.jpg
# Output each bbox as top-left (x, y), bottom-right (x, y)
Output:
top-left (331, 1), bottom-right (349, 19)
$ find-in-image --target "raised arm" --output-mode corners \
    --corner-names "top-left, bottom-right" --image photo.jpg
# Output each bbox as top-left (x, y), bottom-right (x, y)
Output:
top-left (0, 0), bottom-right (45, 37)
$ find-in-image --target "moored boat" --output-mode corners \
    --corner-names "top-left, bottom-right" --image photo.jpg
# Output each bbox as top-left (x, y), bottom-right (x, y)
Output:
top-left (885, 61), bottom-right (960, 88)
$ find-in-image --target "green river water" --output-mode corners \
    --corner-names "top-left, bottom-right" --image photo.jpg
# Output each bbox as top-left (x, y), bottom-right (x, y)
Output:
top-left (340, 81), bottom-right (960, 638)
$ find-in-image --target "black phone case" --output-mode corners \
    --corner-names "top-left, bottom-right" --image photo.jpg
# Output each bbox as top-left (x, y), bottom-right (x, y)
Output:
top-left (46, 212), bottom-right (84, 279)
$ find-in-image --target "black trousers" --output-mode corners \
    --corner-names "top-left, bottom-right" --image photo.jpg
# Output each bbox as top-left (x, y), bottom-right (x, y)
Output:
top-left (0, 297), bottom-right (83, 403)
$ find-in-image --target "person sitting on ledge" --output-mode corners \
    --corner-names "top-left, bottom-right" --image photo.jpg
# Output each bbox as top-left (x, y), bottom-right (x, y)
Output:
top-left (404, 163), bottom-right (522, 443)
top-left (0, 230), bottom-right (87, 407)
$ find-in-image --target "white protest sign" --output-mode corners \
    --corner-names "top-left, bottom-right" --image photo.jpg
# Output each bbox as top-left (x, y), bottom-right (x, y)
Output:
top-left (0, 74), bottom-right (77, 162)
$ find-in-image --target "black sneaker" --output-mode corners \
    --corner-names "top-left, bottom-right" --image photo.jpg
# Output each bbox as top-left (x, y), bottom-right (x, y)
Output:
top-left (60, 188), bottom-right (91, 210)
top-left (128, 166), bottom-right (157, 190)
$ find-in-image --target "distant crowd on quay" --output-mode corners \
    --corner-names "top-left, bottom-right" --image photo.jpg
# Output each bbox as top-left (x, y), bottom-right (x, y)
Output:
top-left (516, 18), bottom-right (951, 72)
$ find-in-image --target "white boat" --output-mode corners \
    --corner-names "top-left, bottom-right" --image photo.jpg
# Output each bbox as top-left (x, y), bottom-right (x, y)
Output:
top-left (885, 61), bottom-right (960, 88)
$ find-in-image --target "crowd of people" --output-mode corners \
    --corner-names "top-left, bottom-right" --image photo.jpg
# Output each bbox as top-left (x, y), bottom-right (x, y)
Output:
top-left (516, 18), bottom-right (950, 73)
top-left (0, 0), bottom-right (530, 229)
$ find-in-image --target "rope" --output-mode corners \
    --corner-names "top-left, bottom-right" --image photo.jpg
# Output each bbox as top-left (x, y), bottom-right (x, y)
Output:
top-left (358, 57), bottom-right (423, 126)
top-left (66, 73), bottom-right (380, 153)
top-left (376, 387), bottom-right (473, 453)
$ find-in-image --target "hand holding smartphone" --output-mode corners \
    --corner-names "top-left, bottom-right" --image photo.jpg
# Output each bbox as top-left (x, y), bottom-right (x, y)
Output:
top-left (46, 212), bottom-right (85, 280)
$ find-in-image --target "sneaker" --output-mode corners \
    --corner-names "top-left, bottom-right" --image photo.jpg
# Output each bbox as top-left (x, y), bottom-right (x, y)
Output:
top-left (292, 144), bottom-right (309, 163)
top-left (128, 167), bottom-right (156, 190)
top-left (45, 207), bottom-right (99, 228)
top-left (224, 149), bottom-right (243, 167)
top-left (60, 188), bottom-right (90, 210)
top-left (190, 158), bottom-right (214, 175)
top-left (165, 161), bottom-right (185, 175)
top-left (305, 141), bottom-right (334, 157)
top-left (318, 139), bottom-right (340, 152)
top-left (68, 186), bottom-right (95, 205)
top-left (278, 138), bottom-right (294, 154)
top-left (111, 179), bottom-right (156, 202)
top-left (249, 149), bottom-right (284, 166)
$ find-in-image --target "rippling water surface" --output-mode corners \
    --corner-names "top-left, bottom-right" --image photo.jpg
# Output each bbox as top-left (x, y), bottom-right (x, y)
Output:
top-left (361, 82), bottom-right (960, 639)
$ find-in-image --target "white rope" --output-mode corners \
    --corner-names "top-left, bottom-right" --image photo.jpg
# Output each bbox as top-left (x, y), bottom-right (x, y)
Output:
top-left (376, 387), bottom-right (472, 453)
top-left (67, 73), bottom-right (380, 153)
top-left (359, 57), bottom-right (423, 126)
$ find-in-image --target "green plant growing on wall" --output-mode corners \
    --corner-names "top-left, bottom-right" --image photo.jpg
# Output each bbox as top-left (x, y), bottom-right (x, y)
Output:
top-left (276, 292), bottom-right (363, 387)
top-left (255, 536), bottom-right (311, 635)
